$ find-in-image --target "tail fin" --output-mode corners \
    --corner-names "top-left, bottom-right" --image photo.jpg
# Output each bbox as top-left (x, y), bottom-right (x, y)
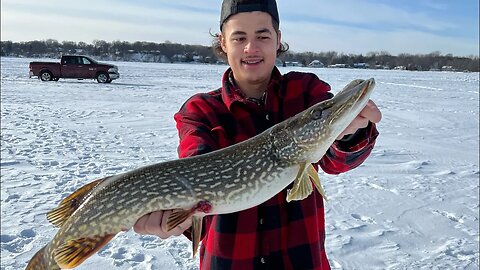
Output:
top-left (25, 244), bottom-right (59, 270)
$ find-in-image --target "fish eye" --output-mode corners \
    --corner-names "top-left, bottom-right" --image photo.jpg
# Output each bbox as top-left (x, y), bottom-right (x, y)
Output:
top-left (311, 109), bottom-right (322, 120)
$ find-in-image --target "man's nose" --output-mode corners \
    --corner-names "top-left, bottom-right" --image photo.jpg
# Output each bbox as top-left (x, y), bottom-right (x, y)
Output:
top-left (244, 39), bottom-right (260, 53)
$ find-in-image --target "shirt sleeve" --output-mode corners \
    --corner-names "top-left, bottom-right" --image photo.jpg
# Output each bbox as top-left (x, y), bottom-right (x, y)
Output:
top-left (174, 94), bottom-right (220, 158)
top-left (319, 122), bottom-right (379, 174)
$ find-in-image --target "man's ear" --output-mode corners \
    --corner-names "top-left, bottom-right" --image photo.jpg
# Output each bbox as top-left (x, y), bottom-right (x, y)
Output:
top-left (276, 30), bottom-right (282, 50)
top-left (219, 34), bottom-right (227, 54)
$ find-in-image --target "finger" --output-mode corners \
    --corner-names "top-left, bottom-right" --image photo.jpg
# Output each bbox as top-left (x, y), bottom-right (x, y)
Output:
top-left (163, 210), bottom-right (193, 236)
top-left (179, 215), bottom-right (193, 229)
top-left (360, 100), bottom-right (382, 123)
top-left (161, 210), bottom-right (173, 233)
top-left (336, 117), bottom-right (369, 140)
top-left (172, 217), bottom-right (193, 236)
top-left (353, 116), bottom-right (370, 130)
top-left (171, 225), bottom-right (186, 237)
top-left (133, 214), bottom-right (149, 234)
top-left (144, 211), bottom-right (165, 236)
top-left (173, 215), bottom-right (193, 236)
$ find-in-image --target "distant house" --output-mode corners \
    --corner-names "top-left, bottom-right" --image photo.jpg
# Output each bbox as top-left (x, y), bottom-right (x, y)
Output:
top-left (374, 64), bottom-right (389, 69)
top-left (285, 61), bottom-right (302, 67)
top-left (328, 63), bottom-right (348, 68)
top-left (441, 65), bottom-right (454, 72)
top-left (308, 60), bottom-right (324, 68)
top-left (353, 63), bottom-right (369, 69)
top-left (192, 55), bottom-right (203, 63)
top-left (216, 59), bottom-right (227, 65)
top-left (71, 48), bottom-right (84, 54)
top-left (128, 52), bottom-right (169, 63)
top-left (172, 54), bottom-right (187, 62)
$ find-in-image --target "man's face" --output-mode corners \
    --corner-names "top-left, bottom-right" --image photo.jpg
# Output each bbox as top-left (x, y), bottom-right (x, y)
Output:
top-left (220, 11), bottom-right (281, 89)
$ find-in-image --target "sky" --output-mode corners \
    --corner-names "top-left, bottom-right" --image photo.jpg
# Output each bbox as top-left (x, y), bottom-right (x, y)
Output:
top-left (1, 0), bottom-right (479, 57)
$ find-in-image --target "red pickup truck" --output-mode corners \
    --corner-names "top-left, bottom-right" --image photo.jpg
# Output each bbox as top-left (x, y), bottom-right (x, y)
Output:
top-left (29, 55), bottom-right (120, 83)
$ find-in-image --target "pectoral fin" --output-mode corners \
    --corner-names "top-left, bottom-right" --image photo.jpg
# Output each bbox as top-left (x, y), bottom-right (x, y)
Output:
top-left (166, 210), bottom-right (192, 231)
top-left (54, 234), bottom-right (115, 269)
top-left (307, 164), bottom-right (328, 201)
top-left (286, 163), bottom-right (313, 202)
top-left (191, 216), bottom-right (203, 258)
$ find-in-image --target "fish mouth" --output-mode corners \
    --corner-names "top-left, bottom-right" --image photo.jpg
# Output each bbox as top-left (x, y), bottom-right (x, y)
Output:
top-left (332, 78), bottom-right (375, 115)
top-left (359, 78), bottom-right (375, 100)
top-left (321, 78), bottom-right (376, 139)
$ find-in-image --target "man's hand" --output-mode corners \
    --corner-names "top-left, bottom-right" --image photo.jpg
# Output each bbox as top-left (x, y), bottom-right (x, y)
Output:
top-left (336, 100), bottom-right (382, 140)
top-left (133, 210), bottom-right (192, 238)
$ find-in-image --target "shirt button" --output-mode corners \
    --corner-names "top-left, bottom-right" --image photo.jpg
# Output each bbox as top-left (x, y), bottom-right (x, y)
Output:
top-left (265, 114), bottom-right (270, 121)
top-left (259, 218), bottom-right (264, 225)
top-left (260, 257), bottom-right (266, 264)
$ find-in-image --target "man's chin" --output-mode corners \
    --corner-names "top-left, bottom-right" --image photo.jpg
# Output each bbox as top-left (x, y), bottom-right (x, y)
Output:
top-left (245, 74), bottom-right (270, 85)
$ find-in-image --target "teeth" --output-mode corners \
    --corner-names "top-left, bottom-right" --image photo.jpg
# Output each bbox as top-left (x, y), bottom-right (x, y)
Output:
top-left (243, 60), bottom-right (262, 64)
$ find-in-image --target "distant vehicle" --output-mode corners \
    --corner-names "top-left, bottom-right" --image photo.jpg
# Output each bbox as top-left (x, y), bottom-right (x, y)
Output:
top-left (29, 55), bottom-right (120, 83)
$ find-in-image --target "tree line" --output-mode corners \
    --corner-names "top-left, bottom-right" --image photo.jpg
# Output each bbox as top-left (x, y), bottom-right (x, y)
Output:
top-left (1, 39), bottom-right (478, 72)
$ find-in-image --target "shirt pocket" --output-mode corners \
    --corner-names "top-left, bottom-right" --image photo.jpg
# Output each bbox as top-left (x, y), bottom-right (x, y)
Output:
top-left (211, 126), bottom-right (232, 149)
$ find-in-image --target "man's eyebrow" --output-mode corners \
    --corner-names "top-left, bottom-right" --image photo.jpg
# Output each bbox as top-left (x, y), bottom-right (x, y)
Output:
top-left (255, 28), bottom-right (272, 34)
top-left (230, 28), bottom-right (273, 36)
top-left (231, 30), bottom-right (247, 36)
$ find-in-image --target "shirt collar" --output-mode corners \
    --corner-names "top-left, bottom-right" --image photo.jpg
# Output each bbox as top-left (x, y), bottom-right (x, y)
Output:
top-left (221, 66), bottom-right (283, 110)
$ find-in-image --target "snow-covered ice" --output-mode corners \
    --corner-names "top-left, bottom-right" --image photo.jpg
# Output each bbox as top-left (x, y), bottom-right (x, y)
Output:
top-left (1, 57), bottom-right (479, 269)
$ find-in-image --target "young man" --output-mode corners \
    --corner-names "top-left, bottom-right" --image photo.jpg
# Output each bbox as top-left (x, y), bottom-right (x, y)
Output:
top-left (134, 0), bottom-right (382, 269)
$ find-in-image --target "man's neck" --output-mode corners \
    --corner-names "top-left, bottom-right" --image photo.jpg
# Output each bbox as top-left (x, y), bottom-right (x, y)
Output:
top-left (240, 85), bottom-right (266, 99)
top-left (234, 78), bottom-right (269, 99)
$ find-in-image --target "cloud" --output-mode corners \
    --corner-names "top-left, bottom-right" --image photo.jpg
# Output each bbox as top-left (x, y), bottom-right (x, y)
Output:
top-left (282, 20), bottom-right (477, 56)
top-left (1, 0), bottom-right (477, 56)
top-left (420, 0), bottom-right (449, 11)
top-left (1, 0), bottom-right (217, 44)
top-left (278, 0), bottom-right (456, 32)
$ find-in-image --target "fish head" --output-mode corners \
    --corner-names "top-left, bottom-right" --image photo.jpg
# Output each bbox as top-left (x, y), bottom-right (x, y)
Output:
top-left (271, 78), bottom-right (376, 163)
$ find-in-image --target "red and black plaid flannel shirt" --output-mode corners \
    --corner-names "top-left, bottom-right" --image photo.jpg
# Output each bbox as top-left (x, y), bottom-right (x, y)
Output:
top-left (173, 67), bottom-right (379, 270)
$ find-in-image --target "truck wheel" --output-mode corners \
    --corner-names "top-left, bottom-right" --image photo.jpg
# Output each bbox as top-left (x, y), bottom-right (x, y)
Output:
top-left (40, 71), bottom-right (53, 81)
top-left (96, 72), bottom-right (109, 83)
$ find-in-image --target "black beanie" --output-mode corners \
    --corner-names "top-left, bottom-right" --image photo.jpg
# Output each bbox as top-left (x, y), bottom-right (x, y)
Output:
top-left (220, 0), bottom-right (279, 30)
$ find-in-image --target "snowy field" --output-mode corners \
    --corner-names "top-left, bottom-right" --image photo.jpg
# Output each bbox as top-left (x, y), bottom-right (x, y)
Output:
top-left (1, 57), bottom-right (479, 269)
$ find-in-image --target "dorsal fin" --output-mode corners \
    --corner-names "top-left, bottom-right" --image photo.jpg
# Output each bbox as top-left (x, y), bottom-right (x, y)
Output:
top-left (47, 177), bottom-right (106, 227)
top-left (53, 234), bottom-right (115, 268)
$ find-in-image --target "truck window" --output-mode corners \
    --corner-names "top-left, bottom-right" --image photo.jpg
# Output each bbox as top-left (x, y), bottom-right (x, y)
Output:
top-left (64, 57), bottom-right (76, 64)
top-left (81, 57), bottom-right (92, 65)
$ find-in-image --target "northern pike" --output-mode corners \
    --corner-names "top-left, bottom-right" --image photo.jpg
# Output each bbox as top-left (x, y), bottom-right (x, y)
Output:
top-left (26, 78), bottom-right (376, 269)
